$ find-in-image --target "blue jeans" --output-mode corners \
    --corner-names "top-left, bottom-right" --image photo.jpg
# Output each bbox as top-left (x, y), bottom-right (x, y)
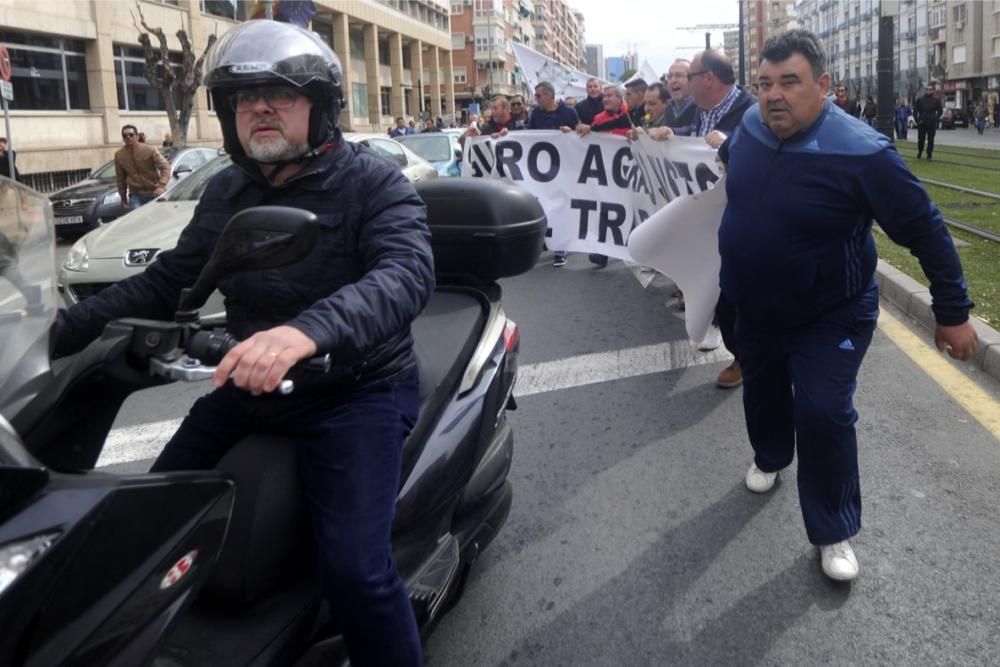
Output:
top-left (128, 191), bottom-right (155, 210)
top-left (151, 370), bottom-right (423, 667)
top-left (736, 282), bottom-right (878, 545)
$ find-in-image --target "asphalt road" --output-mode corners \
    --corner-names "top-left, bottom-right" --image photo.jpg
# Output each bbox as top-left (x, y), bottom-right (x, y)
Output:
top-left (60, 242), bottom-right (1000, 664)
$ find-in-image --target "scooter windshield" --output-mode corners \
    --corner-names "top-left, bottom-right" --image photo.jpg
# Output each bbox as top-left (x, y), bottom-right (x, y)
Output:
top-left (0, 178), bottom-right (58, 415)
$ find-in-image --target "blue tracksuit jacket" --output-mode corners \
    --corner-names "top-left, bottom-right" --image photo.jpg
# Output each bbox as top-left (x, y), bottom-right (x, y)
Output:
top-left (718, 99), bottom-right (972, 330)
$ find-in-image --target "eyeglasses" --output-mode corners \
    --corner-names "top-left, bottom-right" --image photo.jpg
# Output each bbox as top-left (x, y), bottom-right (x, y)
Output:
top-left (230, 87), bottom-right (300, 113)
top-left (122, 132), bottom-right (136, 138)
top-left (686, 71), bottom-right (709, 82)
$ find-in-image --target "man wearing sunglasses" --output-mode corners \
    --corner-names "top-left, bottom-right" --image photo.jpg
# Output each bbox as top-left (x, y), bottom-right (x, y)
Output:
top-left (509, 94), bottom-right (529, 127)
top-left (113, 124), bottom-right (170, 210)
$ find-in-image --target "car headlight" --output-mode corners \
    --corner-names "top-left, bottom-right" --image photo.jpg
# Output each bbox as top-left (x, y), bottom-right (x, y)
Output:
top-left (102, 191), bottom-right (121, 207)
top-left (63, 237), bottom-right (89, 272)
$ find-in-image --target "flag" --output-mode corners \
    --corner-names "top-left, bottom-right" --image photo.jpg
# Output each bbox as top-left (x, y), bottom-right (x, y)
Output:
top-left (510, 42), bottom-right (607, 100)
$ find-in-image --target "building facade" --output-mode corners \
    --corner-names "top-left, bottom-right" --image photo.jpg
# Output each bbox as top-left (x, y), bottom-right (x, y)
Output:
top-left (1, 0), bottom-right (455, 182)
top-left (449, 0), bottom-right (533, 112)
top-left (795, 0), bottom-right (1000, 110)
top-left (584, 43), bottom-right (606, 79)
top-left (744, 0), bottom-right (797, 84)
top-left (530, 0), bottom-right (585, 71)
top-left (604, 52), bottom-right (637, 83)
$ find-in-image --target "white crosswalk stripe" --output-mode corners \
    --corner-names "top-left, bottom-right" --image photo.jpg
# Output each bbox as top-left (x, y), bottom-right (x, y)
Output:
top-left (97, 340), bottom-right (732, 468)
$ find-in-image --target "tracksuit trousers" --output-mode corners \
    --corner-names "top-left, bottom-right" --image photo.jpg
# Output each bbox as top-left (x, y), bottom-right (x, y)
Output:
top-left (735, 282), bottom-right (879, 546)
top-left (151, 369), bottom-right (423, 667)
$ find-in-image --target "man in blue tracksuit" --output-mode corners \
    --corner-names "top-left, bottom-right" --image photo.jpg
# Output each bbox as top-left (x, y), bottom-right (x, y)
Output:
top-left (718, 30), bottom-right (978, 582)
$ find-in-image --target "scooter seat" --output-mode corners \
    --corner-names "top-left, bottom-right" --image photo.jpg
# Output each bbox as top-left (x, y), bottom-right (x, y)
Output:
top-left (201, 288), bottom-right (486, 607)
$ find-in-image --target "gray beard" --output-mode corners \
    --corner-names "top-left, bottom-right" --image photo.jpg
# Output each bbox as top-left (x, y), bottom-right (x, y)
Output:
top-left (244, 135), bottom-right (310, 163)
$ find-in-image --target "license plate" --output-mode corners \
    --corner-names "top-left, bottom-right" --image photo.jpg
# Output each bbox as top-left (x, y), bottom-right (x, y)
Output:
top-left (55, 216), bottom-right (84, 225)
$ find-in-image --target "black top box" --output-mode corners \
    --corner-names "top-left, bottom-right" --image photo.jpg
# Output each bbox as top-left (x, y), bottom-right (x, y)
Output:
top-left (416, 179), bottom-right (546, 283)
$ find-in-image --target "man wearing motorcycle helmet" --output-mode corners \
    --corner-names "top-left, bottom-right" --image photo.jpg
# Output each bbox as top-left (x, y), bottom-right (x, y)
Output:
top-left (52, 20), bottom-right (434, 666)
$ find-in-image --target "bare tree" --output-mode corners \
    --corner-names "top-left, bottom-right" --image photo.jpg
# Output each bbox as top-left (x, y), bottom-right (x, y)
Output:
top-left (132, 3), bottom-right (217, 146)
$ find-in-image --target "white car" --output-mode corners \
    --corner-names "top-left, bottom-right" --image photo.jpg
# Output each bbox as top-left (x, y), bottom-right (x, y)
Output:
top-left (58, 136), bottom-right (437, 312)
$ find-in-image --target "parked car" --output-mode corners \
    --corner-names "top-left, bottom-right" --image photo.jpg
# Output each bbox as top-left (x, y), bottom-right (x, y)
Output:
top-left (940, 107), bottom-right (969, 130)
top-left (59, 136), bottom-right (438, 311)
top-left (345, 133), bottom-right (438, 182)
top-left (396, 131), bottom-right (463, 177)
top-left (49, 146), bottom-right (219, 237)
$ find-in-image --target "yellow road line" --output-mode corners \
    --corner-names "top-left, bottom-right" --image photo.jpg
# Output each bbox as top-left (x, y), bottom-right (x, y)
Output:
top-left (878, 309), bottom-right (1000, 441)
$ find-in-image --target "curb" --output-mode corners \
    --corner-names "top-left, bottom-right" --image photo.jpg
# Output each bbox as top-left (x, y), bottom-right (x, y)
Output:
top-left (875, 259), bottom-right (1000, 383)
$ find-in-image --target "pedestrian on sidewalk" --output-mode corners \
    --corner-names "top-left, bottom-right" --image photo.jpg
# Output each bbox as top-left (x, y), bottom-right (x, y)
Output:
top-left (973, 101), bottom-right (987, 136)
top-left (719, 29), bottom-right (978, 582)
top-left (114, 124), bottom-right (170, 210)
top-left (894, 97), bottom-right (911, 140)
top-left (913, 84), bottom-right (942, 159)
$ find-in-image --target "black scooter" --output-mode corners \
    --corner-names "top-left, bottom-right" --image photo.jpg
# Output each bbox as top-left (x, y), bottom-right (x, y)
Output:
top-left (0, 178), bottom-right (546, 665)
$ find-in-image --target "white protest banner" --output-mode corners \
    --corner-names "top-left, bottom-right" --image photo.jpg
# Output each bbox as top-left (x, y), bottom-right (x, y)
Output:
top-left (511, 42), bottom-right (605, 100)
top-left (463, 131), bottom-right (652, 260)
top-left (464, 132), bottom-right (726, 342)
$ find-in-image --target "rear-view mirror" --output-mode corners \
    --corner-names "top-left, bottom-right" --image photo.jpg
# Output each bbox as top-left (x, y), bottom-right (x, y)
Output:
top-left (173, 164), bottom-right (194, 179)
top-left (177, 206), bottom-right (319, 314)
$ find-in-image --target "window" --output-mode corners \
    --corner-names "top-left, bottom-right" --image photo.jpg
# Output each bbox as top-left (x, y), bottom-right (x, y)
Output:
top-left (378, 39), bottom-right (390, 65)
top-left (380, 86), bottom-right (391, 116)
top-left (114, 45), bottom-right (183, 111)
top-left (349, 26), bottom-right (365, 60)
top-left (0, 30), bottom-right (90, 111)
top-left (953, 45), bottom-right (967, 64)
top-left (952, 4), bottom-right (967, 23)
top-left (454, 67), bottom-right (467, 84)
top-left (199, 0), bottom-right (250, 20)
top-left (352, 82), bottom-right (368, 117)
top-left (994, 36), bottom-right (1000, 57)
top-left (452, 33), bottom-right (466, 49)
top-left (451, 3), bottom-right (464, 14)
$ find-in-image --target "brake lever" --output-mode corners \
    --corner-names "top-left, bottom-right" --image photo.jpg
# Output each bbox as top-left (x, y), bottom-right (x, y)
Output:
top-left (148, 353), bottom-right (331, 395)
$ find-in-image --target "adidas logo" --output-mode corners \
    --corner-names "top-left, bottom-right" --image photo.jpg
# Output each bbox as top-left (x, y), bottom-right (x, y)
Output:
top-left (838, 338), bottom-right (855, 351)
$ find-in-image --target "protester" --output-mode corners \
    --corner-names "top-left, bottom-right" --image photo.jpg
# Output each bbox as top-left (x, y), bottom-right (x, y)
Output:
top-left (509, 94), bottom-right (530, 126)
top-left (662, 59), bottom-right (697, 135)
top-left (719, 29), bottom-right (976, 583)
top-left (467, 112), bottom-right (480, 129)
top-left (573, 84), bottom-right (631, 138)
top-left (114, 124), bottom-right (170, 210)
top-left (162, 132), bottom-right (174, 147)
top-left (833, 84), bottom-right (860, 117)
top-left (648, 50), bottom-right (754, 384)
top-left (624, 78), bottom-right (647, 128)
top-left (529, 80), bottom-right (580, 268)
top-left (637, 82), bottom-right (671, 131)
top-left (573, 83), bottom-right (631, 268)
top-left (407, 119), bottom-right (417, 134)
top-left (421, 118), bottom-right (442, 133)
top-left (0, 138), bottom-right (19, 180)
top-left (564, 96), bottom-right (577, 107)
top-left (894, 97), bottom-right (911, 140)
top-left (913, 84), bottom-right (943, 159)
top-left (436, 116), bottom-right (444, 130)
top-left (463, 95), bottom-right (522, 144)
top-left (575, 78), bottom-right (604, 125)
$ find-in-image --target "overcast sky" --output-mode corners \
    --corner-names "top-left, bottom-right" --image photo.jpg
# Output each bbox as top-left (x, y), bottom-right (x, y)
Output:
top-left (568, 0), bottom-right (742, 77)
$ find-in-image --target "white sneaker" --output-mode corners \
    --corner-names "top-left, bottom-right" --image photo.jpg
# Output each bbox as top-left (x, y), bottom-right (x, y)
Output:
top-left (820, 540), bottom-right (859, 581)
top-left (697, 325), bottom-right (722, 351)
top-left (745, 463), bottom-right (778, 493)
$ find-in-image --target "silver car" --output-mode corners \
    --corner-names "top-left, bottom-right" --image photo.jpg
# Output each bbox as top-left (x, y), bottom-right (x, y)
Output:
top-left (59, 136), bottom-right (437, 311)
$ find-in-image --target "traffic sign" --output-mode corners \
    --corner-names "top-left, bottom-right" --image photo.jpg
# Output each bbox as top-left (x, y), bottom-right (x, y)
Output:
top-left (0, 45), bottom-right (11, 82)
top-left (0, 80), bottom-right (11, 102)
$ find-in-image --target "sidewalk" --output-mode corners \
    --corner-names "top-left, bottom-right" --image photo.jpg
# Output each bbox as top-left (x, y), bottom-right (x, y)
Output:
top-left (897, 126), bottom-right (1000, 150)
top-left (876, 260), bottom-right (1000, 382)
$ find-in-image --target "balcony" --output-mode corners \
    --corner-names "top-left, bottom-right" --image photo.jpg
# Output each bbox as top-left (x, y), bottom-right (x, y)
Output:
top-left (903, 30), bottom-right (916, 41)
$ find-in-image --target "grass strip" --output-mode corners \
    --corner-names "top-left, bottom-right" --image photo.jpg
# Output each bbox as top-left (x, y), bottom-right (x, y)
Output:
top-left (875, 228), bottom-right (999, 326)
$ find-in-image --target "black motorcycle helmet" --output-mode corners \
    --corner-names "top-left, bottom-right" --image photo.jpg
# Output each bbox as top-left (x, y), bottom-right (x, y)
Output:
top-left (202, 20), bottom-right (345, 163)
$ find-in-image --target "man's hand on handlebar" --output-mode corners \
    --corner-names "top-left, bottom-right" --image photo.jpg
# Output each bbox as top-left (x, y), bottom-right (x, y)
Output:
top-left (213, 325), bottom-right (318, 395)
